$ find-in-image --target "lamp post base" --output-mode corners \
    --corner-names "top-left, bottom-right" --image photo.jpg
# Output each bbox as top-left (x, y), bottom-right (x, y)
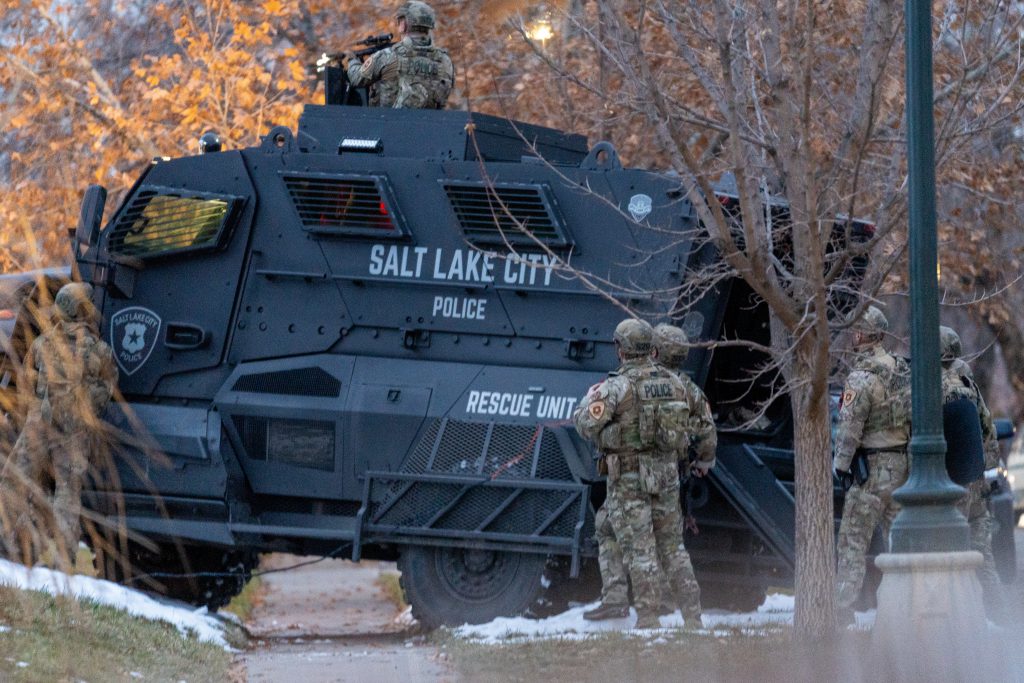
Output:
top-left (871, 551), bottom-right (994, 679)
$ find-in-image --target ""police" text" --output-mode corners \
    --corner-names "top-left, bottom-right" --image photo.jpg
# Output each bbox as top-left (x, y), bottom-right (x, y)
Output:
top-left (433, 296), bottom-right (486, 320)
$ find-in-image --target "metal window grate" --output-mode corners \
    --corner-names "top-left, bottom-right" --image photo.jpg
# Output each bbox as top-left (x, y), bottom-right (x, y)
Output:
top-left (283, 173), bottom-right (404, 237)
top-left (231, 415), bottom-right (335, 471)
top-left (442, 181), bottom-right (569, 247)
top-left (108, 186), bottom-right (241, 258)
top-left (232, 367), bottom-right (341, 397)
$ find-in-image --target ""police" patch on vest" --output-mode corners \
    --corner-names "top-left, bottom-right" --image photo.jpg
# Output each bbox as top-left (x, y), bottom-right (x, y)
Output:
top-left (640, 381), bottom-right (674, 400)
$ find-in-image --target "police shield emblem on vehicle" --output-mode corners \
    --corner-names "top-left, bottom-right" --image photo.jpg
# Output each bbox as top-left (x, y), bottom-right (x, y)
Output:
top-left (627, 193), bottom-right (653, 222)
top-left (110, 306), bottom-right (161, 375)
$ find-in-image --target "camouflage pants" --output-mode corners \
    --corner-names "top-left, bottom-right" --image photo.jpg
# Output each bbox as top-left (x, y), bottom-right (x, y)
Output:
top-left (836, 450), bottom-right (908, 609)
top-left (957, 478), bottom-right (999, 615)
top-left (606, 460), bottom-right (701, 619)
top-left (595, 505), bottom-right (629, 606)
top-left (2, 411), bottom-right (89, 569)
top-left (596, 503), bottom-right (681, 610)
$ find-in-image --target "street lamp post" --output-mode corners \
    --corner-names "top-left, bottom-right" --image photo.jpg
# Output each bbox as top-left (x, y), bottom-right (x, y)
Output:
top-left (888, 0), bottom-right (967, 557)
top-left (869, 0), bottom-right (988, 677)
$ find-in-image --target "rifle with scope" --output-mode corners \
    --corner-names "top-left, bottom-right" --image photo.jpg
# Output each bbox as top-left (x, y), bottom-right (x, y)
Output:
top-left (316, 33), bottom-right (396, 106)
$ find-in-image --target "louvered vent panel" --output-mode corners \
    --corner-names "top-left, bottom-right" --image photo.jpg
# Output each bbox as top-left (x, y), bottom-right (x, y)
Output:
top-left (232, 367), bottom-right (341, 397)
top-left (283, 174), bottom-right (402, 236)
top-left (108, 187), bottom-right (240, 258)
top-left (443, 182), bottom-right (569, 247)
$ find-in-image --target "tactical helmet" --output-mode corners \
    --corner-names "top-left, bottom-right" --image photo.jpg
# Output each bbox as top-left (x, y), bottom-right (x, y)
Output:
top-left (396, 1), bottom-right (435, 30)
top-left (853, 305), bottom-right (888, 341)
top-left (613, 318), bottom-right (653, 358)
top-left (939, 326), bottom-right (962, 362)
top-left (54, 282), bottom-right (95, 322)
top-left (653, 323), bottom-right (688, 363)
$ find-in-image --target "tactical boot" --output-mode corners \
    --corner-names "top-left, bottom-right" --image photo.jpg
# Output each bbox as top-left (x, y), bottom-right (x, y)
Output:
top-left (682, 609), bottom-right (703, 629)
top-left (583, 603), bottom-right (630, 621)
top-left (634, 610), bottom-right (662, 629)
top-left (657, 601), bottom-right (677, 616)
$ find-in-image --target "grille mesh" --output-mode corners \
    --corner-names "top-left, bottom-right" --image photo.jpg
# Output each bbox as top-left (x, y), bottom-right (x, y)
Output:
top-left (233, 415), bottom-right (267, 461)
top-left (283, 174), bottom-right (401, 235)
top-left (232, 367), bottom-right (341, 397)
top-left (443, 182), bottom-right (568, 246)
top-left (399, 419), bottom-right (573, 481)
top-left (370, 418), bottom-right (584, 538)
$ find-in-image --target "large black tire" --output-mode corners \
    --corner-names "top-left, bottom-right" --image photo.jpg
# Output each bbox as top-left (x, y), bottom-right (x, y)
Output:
top-left (699, 581), bottom-right (767, 612)
top-left (96, 541), bottom-right (257, 611)
top-left (397, 545), bottom-right (546, 628)
top-left (530, 556), bottom-right (601, 617)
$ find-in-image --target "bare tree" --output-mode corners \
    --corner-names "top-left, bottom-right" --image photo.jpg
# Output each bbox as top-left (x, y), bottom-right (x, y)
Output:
top-left (481, 0), bottom-right (1024, 638)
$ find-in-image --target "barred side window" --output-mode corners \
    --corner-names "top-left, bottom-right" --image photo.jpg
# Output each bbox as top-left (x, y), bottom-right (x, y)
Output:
top-left (442, 181), bottom-right (571, 249)
top-left (282, 173), bottom-right (407, 238)
top-left (108, 186), bottom-right (243, 259)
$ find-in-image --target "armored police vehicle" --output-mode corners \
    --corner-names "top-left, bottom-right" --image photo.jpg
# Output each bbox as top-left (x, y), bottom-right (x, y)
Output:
top-left (56, 86), bottom-right (1013, 625)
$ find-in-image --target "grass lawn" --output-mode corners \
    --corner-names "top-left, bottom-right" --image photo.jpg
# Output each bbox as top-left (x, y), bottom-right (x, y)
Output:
top-left (439, 627), bottom-right (876, 683)
top-left (0, 586), bottom-right (233, 682)
top-left (223, 575), bottom-right (264, 623)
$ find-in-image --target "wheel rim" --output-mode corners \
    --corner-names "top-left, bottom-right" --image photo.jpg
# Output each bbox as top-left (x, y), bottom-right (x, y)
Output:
top-left (435, 547), bottom-right (523, 603)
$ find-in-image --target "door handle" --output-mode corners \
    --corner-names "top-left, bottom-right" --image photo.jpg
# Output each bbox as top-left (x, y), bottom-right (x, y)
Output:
top-left (165, 322), bottom-right (208, 350)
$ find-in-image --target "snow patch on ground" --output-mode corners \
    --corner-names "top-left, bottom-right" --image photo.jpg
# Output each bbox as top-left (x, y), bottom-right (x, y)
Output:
top-left (453, 593), bottom-right (876, 644)
top-left (0, 558), bottom-right (227, 647)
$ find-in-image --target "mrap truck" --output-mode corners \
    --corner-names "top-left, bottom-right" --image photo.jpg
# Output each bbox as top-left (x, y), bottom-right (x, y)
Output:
top-left (54, 95), bottom-right (1013, 626)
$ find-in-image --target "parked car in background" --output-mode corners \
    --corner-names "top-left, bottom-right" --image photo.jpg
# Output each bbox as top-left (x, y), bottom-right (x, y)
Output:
top-left (0, 267), bottom-right (71, 414)
top-left (1004, 423), bottom-right (1024, 527)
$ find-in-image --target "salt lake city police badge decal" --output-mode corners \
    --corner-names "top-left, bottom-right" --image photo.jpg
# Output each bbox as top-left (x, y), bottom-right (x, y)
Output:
top-left (111, 306), bottom-right (161, 376)
top-left (627, 193), bottom-right (653, 222)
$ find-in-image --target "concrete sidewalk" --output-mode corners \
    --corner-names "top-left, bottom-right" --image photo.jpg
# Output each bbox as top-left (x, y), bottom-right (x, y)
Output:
top-left (237, 556), bottom-right (453, 682)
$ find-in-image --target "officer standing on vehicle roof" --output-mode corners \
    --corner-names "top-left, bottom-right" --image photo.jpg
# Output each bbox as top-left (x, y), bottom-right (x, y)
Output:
top-left (346, 1), bottom-right (454, 109)
top-left (833, 305), bottom-right (911, 624)
top-left (938, 326), bottom-right (1002, 620)
top-left (573, 319), bottom-right (704, 629)
top-left (2, 283), bottom-right (117, 569)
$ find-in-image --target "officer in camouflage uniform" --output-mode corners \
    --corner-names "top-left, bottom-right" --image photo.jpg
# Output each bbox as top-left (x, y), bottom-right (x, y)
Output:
top-left (939, 326), bottom-right (1001, 618)
top-left (573, 319), bottom-right (704, 628)
top-left (4, 283), bottom-right (117, 568)
top-left (587, 324), bottom-right (718, 622)
top-left (833, 305), bottom-right (911, 622)
top-left (347, 1), bottom-right (454, 109)
top-left (651, 324), bottom-right (717, 475)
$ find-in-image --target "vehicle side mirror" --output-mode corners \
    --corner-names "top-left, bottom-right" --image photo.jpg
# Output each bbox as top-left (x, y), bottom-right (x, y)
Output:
top-left (77, 185), bottom-right (107, 248)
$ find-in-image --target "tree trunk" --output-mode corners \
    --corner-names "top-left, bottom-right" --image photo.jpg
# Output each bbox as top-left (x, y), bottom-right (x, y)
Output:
top-left (984, 317), bottom-right (1024, 423)
top-left (788, 343), bottom-right (836, 638)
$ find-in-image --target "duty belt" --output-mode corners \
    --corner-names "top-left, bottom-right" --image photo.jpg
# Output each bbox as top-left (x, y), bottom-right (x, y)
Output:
top-left (605, 450), bottom-right (656, 472)
top-left (856, 446), bottom-right (907, 456)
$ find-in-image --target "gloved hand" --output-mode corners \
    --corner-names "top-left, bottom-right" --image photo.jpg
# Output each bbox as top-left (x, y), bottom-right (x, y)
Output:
top-left (691, 462), bottom-right (711, 478)
top-left (834, 468), bottom-right (855, 491)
